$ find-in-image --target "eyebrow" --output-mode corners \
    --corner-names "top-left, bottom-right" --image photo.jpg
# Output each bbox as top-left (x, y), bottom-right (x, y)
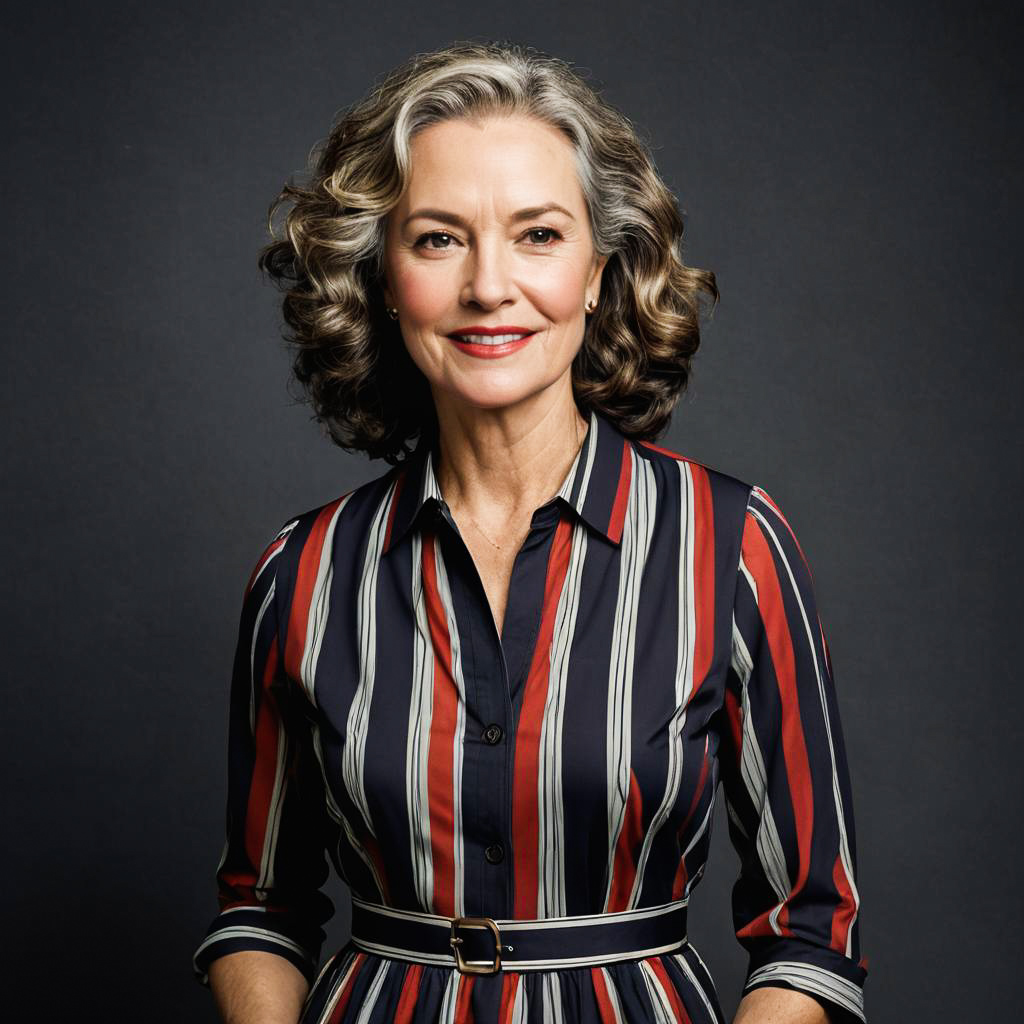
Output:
top-left (402, 203), bottom-right (576, 231)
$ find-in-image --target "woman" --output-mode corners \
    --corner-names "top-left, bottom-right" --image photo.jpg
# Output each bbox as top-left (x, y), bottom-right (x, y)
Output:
top-left (192, 41), bottom-right (868, 1024)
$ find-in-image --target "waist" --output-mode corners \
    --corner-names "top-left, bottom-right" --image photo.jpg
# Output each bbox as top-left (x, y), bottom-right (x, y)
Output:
top-left (349, 895), bottom-right (688, 975)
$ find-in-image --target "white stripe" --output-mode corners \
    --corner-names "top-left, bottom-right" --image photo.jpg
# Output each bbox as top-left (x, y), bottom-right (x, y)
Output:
top-left (438, 967), bottom-right (461, 1023)
top-left (249, 578), bottom-right (278, 734)
top-left (738, 604), bottom-right (791, 906)
top-left (350, 892), bottom-right (688, 928)
top-left (638, 959), bottom-right (676, 1024)
top-left (542, 973), bottom-right (565, 1023)
top-left (746, 960), bottom-right (865, 1021)
top-left (510, 975), bottom-right (527, 1024)
top-left (349, 927), bottom-right (688, 970)
top-left (432, 538), bottom-right (468, 915)
top-left (211, 904), bottom-right (277, 916)
top-left (237, 528), bottom-right (295, 884)
top-left (603, 453), bottom-right (657, 910)
top-left (748, 488), bottom-right (861, 951)
top-left (353, 959), bottom-right (391, 1024)
top-left (424, 448), bottom-right (443, 504)
top-left (343, 483), bottom-right (391, 832)
top-left (597, 966), bottom-right (626, 1024)
top-left (274, 519), bottom-right (300, 544)
top-left (537, 520), bottom-right (588, 916)
top-left (630, 460), bottom-right (697, 908)
top-left (681, 793), bottom-right (714, 863)
top-left (732, 563), bottom-right (792, 927)
top-left (672, 949), bottom-right (721, 1021)
top-left (314, 951), bottom-right (364, 1024)
top-left (303, 947), bottom-right (348, 1014)
top-left (349, 938), bottom-right (454, 966)
top-left (409, 458), bottom-right (446, 921)
top-left (557, 408), bottom-right (599, 511)
top-left (255, 716), bottom-right (289, 895)
top-left (407, 528), bottom-right (436, 911)
top-left (297, 496), bottom-right (352, 705)
top-left (193, 924), bottom-right (311, 964)
top-left (292, 490), bottom-right (385, 897)
top-left (246, 530), bottom-right (295, 896)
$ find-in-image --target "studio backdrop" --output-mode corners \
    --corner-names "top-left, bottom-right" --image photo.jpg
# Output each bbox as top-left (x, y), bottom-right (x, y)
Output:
top-left (2, 2), bottom-right (1020, 1021)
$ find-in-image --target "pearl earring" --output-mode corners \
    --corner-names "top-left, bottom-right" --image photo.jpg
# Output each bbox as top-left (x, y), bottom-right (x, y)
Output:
top-left (386, 306), bottom-right (399, 320)
top-left (585, 297), bottom-right (597, 313)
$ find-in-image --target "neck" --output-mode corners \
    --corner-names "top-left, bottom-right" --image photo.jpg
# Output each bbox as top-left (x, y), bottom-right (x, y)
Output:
top-left (432, 390), bottom-right (588, 519)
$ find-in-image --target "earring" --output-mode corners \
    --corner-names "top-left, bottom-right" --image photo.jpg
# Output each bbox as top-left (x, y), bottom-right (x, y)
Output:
top-left (386, 306), bottom-right (399, 320)
top-left (585, 297), bottom-right (597, 313)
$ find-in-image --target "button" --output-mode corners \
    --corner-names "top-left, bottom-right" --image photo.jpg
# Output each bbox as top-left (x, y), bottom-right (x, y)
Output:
top-left (484, 843), bottom-right (505, 864)
top-left (483, 724), bottom-right (503, 745)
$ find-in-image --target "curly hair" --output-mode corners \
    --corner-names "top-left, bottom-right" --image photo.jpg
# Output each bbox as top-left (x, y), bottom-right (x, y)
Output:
top-left (260, 40), bottom-right (719, 464)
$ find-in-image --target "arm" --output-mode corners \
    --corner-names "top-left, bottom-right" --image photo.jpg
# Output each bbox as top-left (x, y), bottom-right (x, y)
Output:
top-left (718, 485), bottom-right (868, 1024)
top-left (193, 522), bottom-right (335, 1021)
top-left (209, 951), bottom-right (309, 1024)
top-left (734, 985), bottom-right (832, 1023)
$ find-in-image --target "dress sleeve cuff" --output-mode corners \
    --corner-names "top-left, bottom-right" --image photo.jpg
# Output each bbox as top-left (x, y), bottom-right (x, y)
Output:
top-left (191, 905), bottom-right (322, 987)
top-left (742, 936), bottom-right (868, 1023)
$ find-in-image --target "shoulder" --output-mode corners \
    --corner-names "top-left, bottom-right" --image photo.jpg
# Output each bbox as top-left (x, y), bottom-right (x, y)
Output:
top-left (627, 438), bottom-right (815, 576)
top-left (251, 462), bottom-right (402, 643)
top-left (274, 461), bottom-right (403, 564)
top-left (631, 436), bottom-right (754, 519)
top-left (740, 482), bottom-right (817, 579)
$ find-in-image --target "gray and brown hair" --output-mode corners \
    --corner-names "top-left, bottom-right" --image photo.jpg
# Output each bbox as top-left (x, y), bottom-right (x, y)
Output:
top-left (261, 40), bottom-right (719, 462)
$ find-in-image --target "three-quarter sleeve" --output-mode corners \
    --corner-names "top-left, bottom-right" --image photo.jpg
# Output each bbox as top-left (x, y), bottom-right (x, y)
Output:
top-left (719, 484), bottom-right (868, 1022)
top-left (192, 523), bottom-right (335, 987)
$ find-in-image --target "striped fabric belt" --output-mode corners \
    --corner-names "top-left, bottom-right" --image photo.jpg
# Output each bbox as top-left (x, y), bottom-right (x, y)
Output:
top-left (349, 895), bottom-right (689, 975)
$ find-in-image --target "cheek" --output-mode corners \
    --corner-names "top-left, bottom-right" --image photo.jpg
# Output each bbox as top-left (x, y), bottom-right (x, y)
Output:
top-left (528, 261), bottom-right (587, 324)
top-left (392, 265), bottom-right (448, 323)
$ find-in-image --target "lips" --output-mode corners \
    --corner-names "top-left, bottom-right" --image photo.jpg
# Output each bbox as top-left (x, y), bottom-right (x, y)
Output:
top-left (445, 327), bottom-right (538, 359)
top-left (446, 325), bottom-right (536, 341)
top-left (450, 331), bottom-right (533, 345)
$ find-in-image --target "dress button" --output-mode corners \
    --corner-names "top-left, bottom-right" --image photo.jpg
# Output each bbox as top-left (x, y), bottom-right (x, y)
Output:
top-left (484, 843), bottom-right (505, 864)
top-left (483, 724), bottom-right (504, 745)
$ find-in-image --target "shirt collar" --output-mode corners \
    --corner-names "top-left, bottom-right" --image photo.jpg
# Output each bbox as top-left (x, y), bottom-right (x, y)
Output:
top-left (381, 407), bottom-right (634, 555)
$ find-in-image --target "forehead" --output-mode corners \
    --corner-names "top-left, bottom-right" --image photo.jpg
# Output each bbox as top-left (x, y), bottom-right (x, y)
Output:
top-left (400, 115), bottom-right (583, 213)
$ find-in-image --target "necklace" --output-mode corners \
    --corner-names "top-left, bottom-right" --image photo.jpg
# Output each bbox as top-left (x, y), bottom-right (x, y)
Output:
top-left (465, 513), bottom-right (506, 551)
top-left (445, 414), bottom-right (585, 554)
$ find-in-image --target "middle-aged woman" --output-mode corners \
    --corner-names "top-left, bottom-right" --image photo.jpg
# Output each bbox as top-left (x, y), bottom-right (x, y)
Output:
top-left (192, 41), bottom-right (868, 1024)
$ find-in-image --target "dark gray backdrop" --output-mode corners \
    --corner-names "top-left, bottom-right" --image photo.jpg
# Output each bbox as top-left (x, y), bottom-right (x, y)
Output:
top-left (3, 1), bottom-right (1020, 1020)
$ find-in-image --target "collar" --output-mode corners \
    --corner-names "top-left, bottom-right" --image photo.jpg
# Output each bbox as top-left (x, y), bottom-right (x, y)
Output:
top-left (381, 407), bottom-right (634, 555)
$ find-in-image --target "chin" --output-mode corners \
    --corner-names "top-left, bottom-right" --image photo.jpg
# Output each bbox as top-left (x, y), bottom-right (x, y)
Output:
top-left (442, 378), bottom-right (556, 412)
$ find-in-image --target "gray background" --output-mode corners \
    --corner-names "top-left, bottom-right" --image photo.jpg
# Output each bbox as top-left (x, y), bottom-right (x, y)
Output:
top-left (3, 1), bottom-right (1020, 1019)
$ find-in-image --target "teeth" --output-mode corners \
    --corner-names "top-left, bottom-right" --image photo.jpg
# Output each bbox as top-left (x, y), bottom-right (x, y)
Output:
top-left (452, 333), bottom-right (531, 345)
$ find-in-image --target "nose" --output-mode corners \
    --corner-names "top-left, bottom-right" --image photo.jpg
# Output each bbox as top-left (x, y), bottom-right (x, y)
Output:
top-left (460, 234), bottom-right (516, 310)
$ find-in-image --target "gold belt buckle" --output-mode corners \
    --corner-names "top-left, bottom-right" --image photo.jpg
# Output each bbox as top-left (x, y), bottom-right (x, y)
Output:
top-left (450, 916), bottom-right (502, 974)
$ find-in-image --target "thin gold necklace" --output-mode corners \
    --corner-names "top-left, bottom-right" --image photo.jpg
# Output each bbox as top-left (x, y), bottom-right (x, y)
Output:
top-left (448, 415), bottom-right (584, 553)
top-left (466, 513), bottom-right (505, 551)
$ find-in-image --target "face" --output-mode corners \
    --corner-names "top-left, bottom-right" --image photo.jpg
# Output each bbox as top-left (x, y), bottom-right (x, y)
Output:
top-left (381, 114), bottom-right (607, 415)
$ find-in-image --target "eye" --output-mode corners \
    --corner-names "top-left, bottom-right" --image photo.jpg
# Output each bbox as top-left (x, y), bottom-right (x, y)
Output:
top-left (414, 231), bottom-right (457, 250)
top-left (524, 227), bottom-right (561, 246)
top-left (412, 226), bottom-right (562, 251)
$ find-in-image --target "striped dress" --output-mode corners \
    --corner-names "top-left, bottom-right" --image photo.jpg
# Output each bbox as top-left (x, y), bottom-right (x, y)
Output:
top-left (192, 408), bottom-right (868, 1023)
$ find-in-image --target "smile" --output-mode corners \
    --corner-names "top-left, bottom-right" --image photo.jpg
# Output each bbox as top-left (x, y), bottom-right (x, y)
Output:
top-left (445, 327), bottom-right (538, 359)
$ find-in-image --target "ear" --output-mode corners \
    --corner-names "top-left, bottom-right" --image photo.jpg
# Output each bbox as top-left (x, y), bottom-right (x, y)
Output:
top-left (587, 253), bottom-right (609, 299)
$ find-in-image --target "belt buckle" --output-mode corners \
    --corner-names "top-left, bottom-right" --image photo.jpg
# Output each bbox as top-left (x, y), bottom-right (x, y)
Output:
top-left (450, 916), bottom-right (502, 974)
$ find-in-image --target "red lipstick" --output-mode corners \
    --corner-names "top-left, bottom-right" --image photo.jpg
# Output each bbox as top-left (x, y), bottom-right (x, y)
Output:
top-left (445, 325), bottom-right (538, 359)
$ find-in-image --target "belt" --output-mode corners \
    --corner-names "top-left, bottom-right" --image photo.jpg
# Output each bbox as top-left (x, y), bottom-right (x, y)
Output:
top-left (349, 895), bottom-right (688, 975)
